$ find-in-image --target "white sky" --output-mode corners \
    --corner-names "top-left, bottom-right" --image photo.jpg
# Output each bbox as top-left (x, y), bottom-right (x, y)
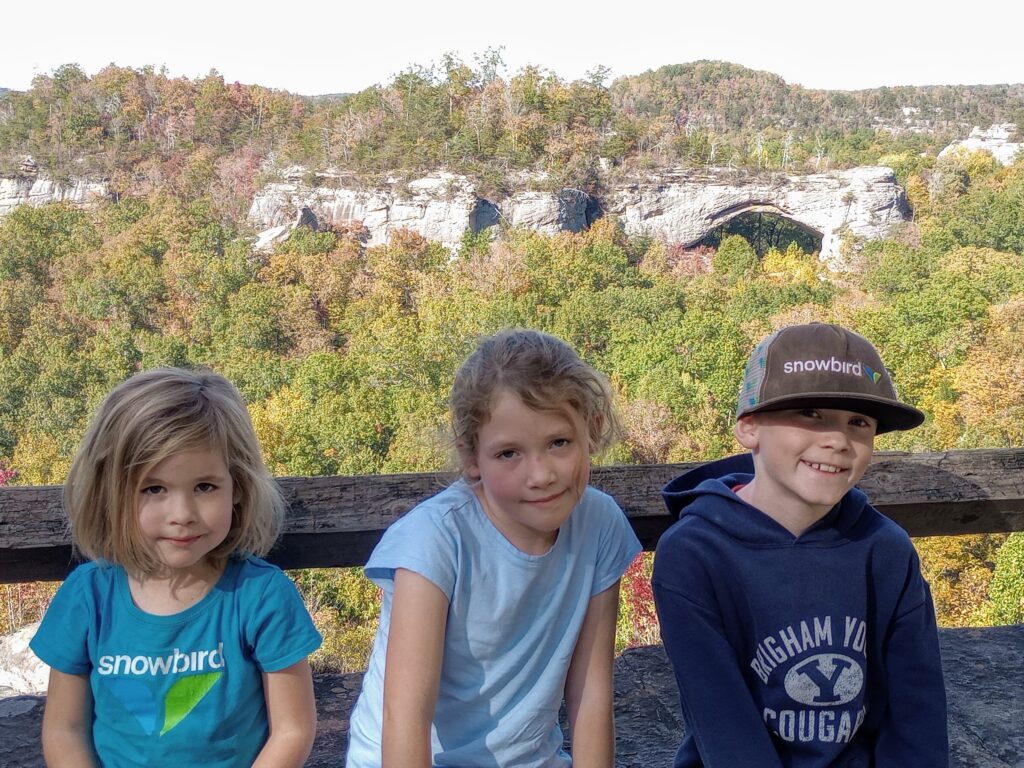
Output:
top-left (3, 0), bottom-right (1023, 95)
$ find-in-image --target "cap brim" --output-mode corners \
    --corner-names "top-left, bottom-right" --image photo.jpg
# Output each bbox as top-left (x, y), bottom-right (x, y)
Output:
top-left (738, 394), bottom-right (925, 434)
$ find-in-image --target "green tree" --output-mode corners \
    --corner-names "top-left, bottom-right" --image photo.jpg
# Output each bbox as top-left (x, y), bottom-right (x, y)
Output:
top-left (977, 532), bottom-right (1024, 625)
top-left (711, 234), bottom-right (759, 282)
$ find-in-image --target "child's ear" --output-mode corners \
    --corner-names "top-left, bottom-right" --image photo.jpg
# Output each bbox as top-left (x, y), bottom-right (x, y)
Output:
top-left (734, 416), bottom-right (760, 450)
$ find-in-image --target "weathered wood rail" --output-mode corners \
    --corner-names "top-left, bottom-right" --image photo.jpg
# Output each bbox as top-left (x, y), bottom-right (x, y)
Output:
top-left (2, 447), bottom-right (1024, 583)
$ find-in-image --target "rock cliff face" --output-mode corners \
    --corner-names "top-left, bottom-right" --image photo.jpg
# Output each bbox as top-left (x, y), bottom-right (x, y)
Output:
top-left (607, 166), bottom-right (907, 267)
top-left (0, 161), bottom-right (909, 269)
top-left (0, 160), bottom-right (108, 217)
top-left (939, 123), bottom-right (1023, 166)
top-left (248, 170), bottom-right (501, 252)
top-left (249, 166), bottom-right (908, 268)
top-left (0, 624), bottom-right (45, 698)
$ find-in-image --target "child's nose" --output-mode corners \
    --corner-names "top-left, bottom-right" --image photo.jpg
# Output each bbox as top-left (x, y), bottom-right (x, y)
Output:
top-left (169, 496), bottom-right (198, 525)
top-left (820, 426), bottom-right (852, 450)
top-left (526, 455), bottom-right (557, 486)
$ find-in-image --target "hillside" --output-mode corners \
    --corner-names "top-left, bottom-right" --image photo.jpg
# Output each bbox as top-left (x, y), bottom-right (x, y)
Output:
top-left (2, 59), bottom-right (1022, 212)
top-left (612, 61), bottom-right (1024, 132)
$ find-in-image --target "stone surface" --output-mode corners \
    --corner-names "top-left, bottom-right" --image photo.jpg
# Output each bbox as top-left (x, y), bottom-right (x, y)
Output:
top-left (251, 206), bottom-right (321, 253)
top-left (0, 694), bottom-right (44, 767)
top-left (607, 166), bottom-right (908, 268)
top-left (500, 188), bottom-right (592, 235)
top-left (2, 162), bottom-right (907, 269)
top-left (939, 124), bottom-right (1024, 166)
top-left (0, 623), bottom-right (47, 695)
top-left (0, 176), bottom-right (109, 218)
top-left (1, 625), bottom-right (1022, 765)
top-left (249, 166), bottom-right (907, 268)
top-left (943, 625), bottom-right (1024, 767)
top-left (248, 171), bottom-right (501, 253)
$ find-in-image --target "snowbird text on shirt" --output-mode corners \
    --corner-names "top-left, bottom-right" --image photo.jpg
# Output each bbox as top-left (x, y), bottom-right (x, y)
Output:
top-left (97, 643), bottom-right (226, 676)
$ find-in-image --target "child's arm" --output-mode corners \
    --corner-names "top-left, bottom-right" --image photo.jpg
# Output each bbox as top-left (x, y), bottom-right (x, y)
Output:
top-left (251, 659), bottom-right (317, 768)
top-left (652, 535), bottom-right (786, 768)
top-left (874, 576), bottom-right (949, 765)
top-left (381, 567), bottom-right (448, 768)
top-left (564, 581), bottom-right (619, 768)
top-left (41, 669), bottom-right (97, 768)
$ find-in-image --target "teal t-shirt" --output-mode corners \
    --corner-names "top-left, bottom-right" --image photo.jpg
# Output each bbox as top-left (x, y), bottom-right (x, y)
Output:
top-left (31, 556), bottom-right (321, 767)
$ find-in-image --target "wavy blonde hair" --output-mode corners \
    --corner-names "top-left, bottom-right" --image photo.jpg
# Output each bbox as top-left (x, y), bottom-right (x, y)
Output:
top-left (450, 328), bottom-right (622, 475)
top-left (65, 367), bottom-right (284, 576)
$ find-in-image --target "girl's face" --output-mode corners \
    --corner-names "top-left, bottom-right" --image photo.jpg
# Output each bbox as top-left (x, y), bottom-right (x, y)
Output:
top-left (136, 447), bottom-right (235, 580)
top-left (467, 390), bottom-right (590, 556)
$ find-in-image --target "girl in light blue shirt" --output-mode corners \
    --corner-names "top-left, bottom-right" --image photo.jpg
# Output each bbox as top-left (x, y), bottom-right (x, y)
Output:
top-left (346, 328), bottom-right (641, 768)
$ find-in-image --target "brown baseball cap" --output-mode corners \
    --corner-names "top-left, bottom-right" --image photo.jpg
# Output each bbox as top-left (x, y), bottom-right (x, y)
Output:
top-left (736, 323), bottom-right (924, 434)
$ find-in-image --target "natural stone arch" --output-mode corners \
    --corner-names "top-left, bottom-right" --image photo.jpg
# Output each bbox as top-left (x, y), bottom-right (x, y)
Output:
top-left (609, 166), bottom-right (909, 268)
top-left (695, 200), bottom-right (824, 255)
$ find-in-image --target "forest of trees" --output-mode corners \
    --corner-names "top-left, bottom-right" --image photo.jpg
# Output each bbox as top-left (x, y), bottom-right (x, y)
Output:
top-left (4, 56), bottom-right (1024, 205)
top-left (1, 57), bottom-right (1023, 668)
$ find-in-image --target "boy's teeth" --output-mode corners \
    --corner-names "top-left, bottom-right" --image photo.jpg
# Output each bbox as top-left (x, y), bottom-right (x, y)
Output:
top-left (807, 462), bottom-right (842, 473)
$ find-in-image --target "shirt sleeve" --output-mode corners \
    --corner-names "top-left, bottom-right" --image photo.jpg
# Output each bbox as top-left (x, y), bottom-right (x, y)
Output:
top-left (363, 502), bottom-right (459, 600)
top-left (589, 489), bottom-right (642, 595)
top-left (652, 528), bottom-right (785, 768)
top-left (873, 554), bottom-right (950, 767)
top-left (29, 564), bottom-right (95, 675)
top-left (244, 564), bottom-right (323, 673)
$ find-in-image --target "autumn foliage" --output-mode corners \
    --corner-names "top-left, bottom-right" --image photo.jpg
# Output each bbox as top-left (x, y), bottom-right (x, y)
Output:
top-left (3, 59), bottom-right (1024, 662)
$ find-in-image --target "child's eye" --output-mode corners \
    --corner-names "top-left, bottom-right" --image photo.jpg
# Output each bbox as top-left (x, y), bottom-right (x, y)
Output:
top-left (140, 485), bottom-right (165, 495)
top-left (550, 438), bottom-right (571, 449)
top-left (196, 482), bottom-right (218, 493)
top-left (495, 449), bottom-right (518, 460)
top-left (850, 416), bottom-right (876, 430)
top-left (796, 408), bottom-right (821, 419)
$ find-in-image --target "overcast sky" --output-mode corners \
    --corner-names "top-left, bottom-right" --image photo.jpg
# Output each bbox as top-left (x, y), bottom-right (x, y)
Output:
top-left (3, 0), bottom-right (1022, 95)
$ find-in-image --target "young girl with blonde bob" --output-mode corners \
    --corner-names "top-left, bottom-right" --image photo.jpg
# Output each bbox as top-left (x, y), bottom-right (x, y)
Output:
top-left (32, 368), bottom-right (322, 767)
top-left (346, 328), bottom-right (642, 768)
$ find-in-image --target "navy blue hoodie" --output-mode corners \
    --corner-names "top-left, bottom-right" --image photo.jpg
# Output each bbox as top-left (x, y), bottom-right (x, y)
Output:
top-left (652, 454), bottom-right (948, 768)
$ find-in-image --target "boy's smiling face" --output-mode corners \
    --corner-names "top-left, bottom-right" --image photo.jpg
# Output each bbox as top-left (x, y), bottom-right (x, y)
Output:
top-left (734, 407), bottom-right (877, 536)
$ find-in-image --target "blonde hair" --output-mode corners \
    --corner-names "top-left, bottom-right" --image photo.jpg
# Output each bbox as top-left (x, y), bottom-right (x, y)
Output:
top-left (65, 367), bottom-right (284, 576)
top-left (450, 328), bottom-right (622, 473)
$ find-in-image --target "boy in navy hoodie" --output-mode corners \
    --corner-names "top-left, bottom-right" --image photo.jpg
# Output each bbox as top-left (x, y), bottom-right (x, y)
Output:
top-left (652, 323), bottom-right (948, 767)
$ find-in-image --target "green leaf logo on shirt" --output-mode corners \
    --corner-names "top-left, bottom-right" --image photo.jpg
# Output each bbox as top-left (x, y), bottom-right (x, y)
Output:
top-left (160, 672), bottom-right (223, 736)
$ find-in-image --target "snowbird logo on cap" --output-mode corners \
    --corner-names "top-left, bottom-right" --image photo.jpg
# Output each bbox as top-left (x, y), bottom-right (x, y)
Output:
top-left (782, 357), bottom-right (883, 385)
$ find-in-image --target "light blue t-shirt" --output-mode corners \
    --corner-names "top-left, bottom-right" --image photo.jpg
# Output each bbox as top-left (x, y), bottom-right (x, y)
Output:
top-left (346, 481), bottom-right (641, 768)
top-left (31, 556), bottom-right (322, 767)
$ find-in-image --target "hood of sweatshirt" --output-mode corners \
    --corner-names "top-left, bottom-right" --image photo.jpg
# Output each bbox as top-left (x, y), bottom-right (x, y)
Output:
top-left (661, 453), bottom-right (873, 546)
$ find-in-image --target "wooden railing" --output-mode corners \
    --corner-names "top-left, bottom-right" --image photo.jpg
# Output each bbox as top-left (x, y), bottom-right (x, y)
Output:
top-left (2, 448), bottom-right (1024, 583)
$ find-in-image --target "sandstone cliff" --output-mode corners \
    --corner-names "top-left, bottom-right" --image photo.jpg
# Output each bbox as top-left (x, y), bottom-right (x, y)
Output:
top-left (939, 123), bottom-right (1023, 166)
top-left (0, 157), bottom-right (108, 217)
top-left (0, 160), bottom-right (909, 270)
top-left (249, 166), bottom-right (908, 268)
